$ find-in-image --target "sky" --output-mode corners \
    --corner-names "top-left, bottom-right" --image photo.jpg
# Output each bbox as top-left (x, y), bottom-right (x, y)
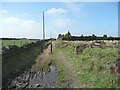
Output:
top-left (0, 1), bottom-right (118, 39)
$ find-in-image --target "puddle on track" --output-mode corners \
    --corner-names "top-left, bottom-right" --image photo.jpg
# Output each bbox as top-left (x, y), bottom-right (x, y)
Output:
top-left (28, 64), bottom-right (57, 88)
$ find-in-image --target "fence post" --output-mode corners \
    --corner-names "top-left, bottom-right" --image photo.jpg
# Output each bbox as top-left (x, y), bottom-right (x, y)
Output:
top-left (50, 43), bottom-right (52, 54)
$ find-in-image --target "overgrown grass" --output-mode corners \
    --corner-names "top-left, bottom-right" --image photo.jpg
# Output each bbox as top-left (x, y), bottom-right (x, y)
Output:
top-left (54, 40), bottom-right (119, 88)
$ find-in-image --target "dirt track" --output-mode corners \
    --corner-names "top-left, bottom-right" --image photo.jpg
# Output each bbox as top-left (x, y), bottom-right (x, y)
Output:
top-left (35, 44), bottom-right (52, 69)
top-left (52, 41), bottom-right (79, 88)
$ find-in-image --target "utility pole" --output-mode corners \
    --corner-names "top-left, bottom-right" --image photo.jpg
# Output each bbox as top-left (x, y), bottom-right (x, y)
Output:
top-left (43, 12), bottom-right (45, 40)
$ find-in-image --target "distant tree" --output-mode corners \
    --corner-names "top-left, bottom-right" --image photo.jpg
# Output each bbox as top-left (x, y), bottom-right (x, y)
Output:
top-left (91, 34), bottom-right (96, 40)
top-left (103, 34), bottom-right (107, 39)
top-left (64, 31), bottom-right (72, 38)
top-left (92, 34), bottom-right (96, 37)
top-left (80, 34), bottom-right (84, 37)
top-left (57, 34), bottom-right (64, 39)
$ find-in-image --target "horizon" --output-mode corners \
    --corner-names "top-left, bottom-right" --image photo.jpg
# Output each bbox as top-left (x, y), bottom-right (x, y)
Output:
top-left (1, 2), bottom-right (118, 39)
top-left (1, 33), bottom-right (119, 40)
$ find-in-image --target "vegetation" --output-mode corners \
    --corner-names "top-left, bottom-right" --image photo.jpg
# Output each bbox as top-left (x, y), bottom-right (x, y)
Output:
top-left (57, 32), bottom-right (120, 41)
top-left (53, 40), bottom-right (119, 88)
top-left (2, 40), bottom-right (50, 86)
top-left (103, 34), bottom-right (107, 38)
top-left (57, 34), bottom-right (64, 39)
top-left (92, 34), bottom-right (96, 37)
top-left (57, 31), bottom-right (72, 39)
top-left (2, 37), bottom-right (119, 88)
top-left (64, 31), bottom-right (72, 38)
top-left (56, 63), bottom-right (67, 87)
top-left (1, 39), bottom-right (37, 47)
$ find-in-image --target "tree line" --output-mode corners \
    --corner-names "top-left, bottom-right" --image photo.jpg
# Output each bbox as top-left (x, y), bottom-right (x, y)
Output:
top-left (57, 31), bottom-right (120, 41)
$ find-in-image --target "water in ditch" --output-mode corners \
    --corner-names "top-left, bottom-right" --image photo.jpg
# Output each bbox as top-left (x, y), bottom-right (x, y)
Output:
top-left (7, 63), bottom-right (57, 89)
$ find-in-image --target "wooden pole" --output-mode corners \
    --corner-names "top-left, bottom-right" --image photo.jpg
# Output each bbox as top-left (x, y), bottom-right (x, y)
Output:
top-left (51, 43), bottom-right (52, 53)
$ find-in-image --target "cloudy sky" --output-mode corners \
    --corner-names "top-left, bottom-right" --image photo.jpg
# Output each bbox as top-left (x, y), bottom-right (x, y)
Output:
top-left (1, 1), bottom-right (118, 39)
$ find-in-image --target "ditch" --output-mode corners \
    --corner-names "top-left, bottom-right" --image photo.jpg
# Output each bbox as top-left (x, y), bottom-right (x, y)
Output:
top-left (5, 63), bottom-right (57, 89)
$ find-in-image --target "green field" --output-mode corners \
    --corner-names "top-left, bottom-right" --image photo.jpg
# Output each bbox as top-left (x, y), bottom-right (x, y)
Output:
top-left (1, 39), bottom-right (38, 47)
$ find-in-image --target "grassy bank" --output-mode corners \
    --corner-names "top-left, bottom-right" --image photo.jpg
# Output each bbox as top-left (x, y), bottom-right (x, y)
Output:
top-left (53, 40), bottom-right (119, 88)
top-left (2, 40), bottom-right (50, 87)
